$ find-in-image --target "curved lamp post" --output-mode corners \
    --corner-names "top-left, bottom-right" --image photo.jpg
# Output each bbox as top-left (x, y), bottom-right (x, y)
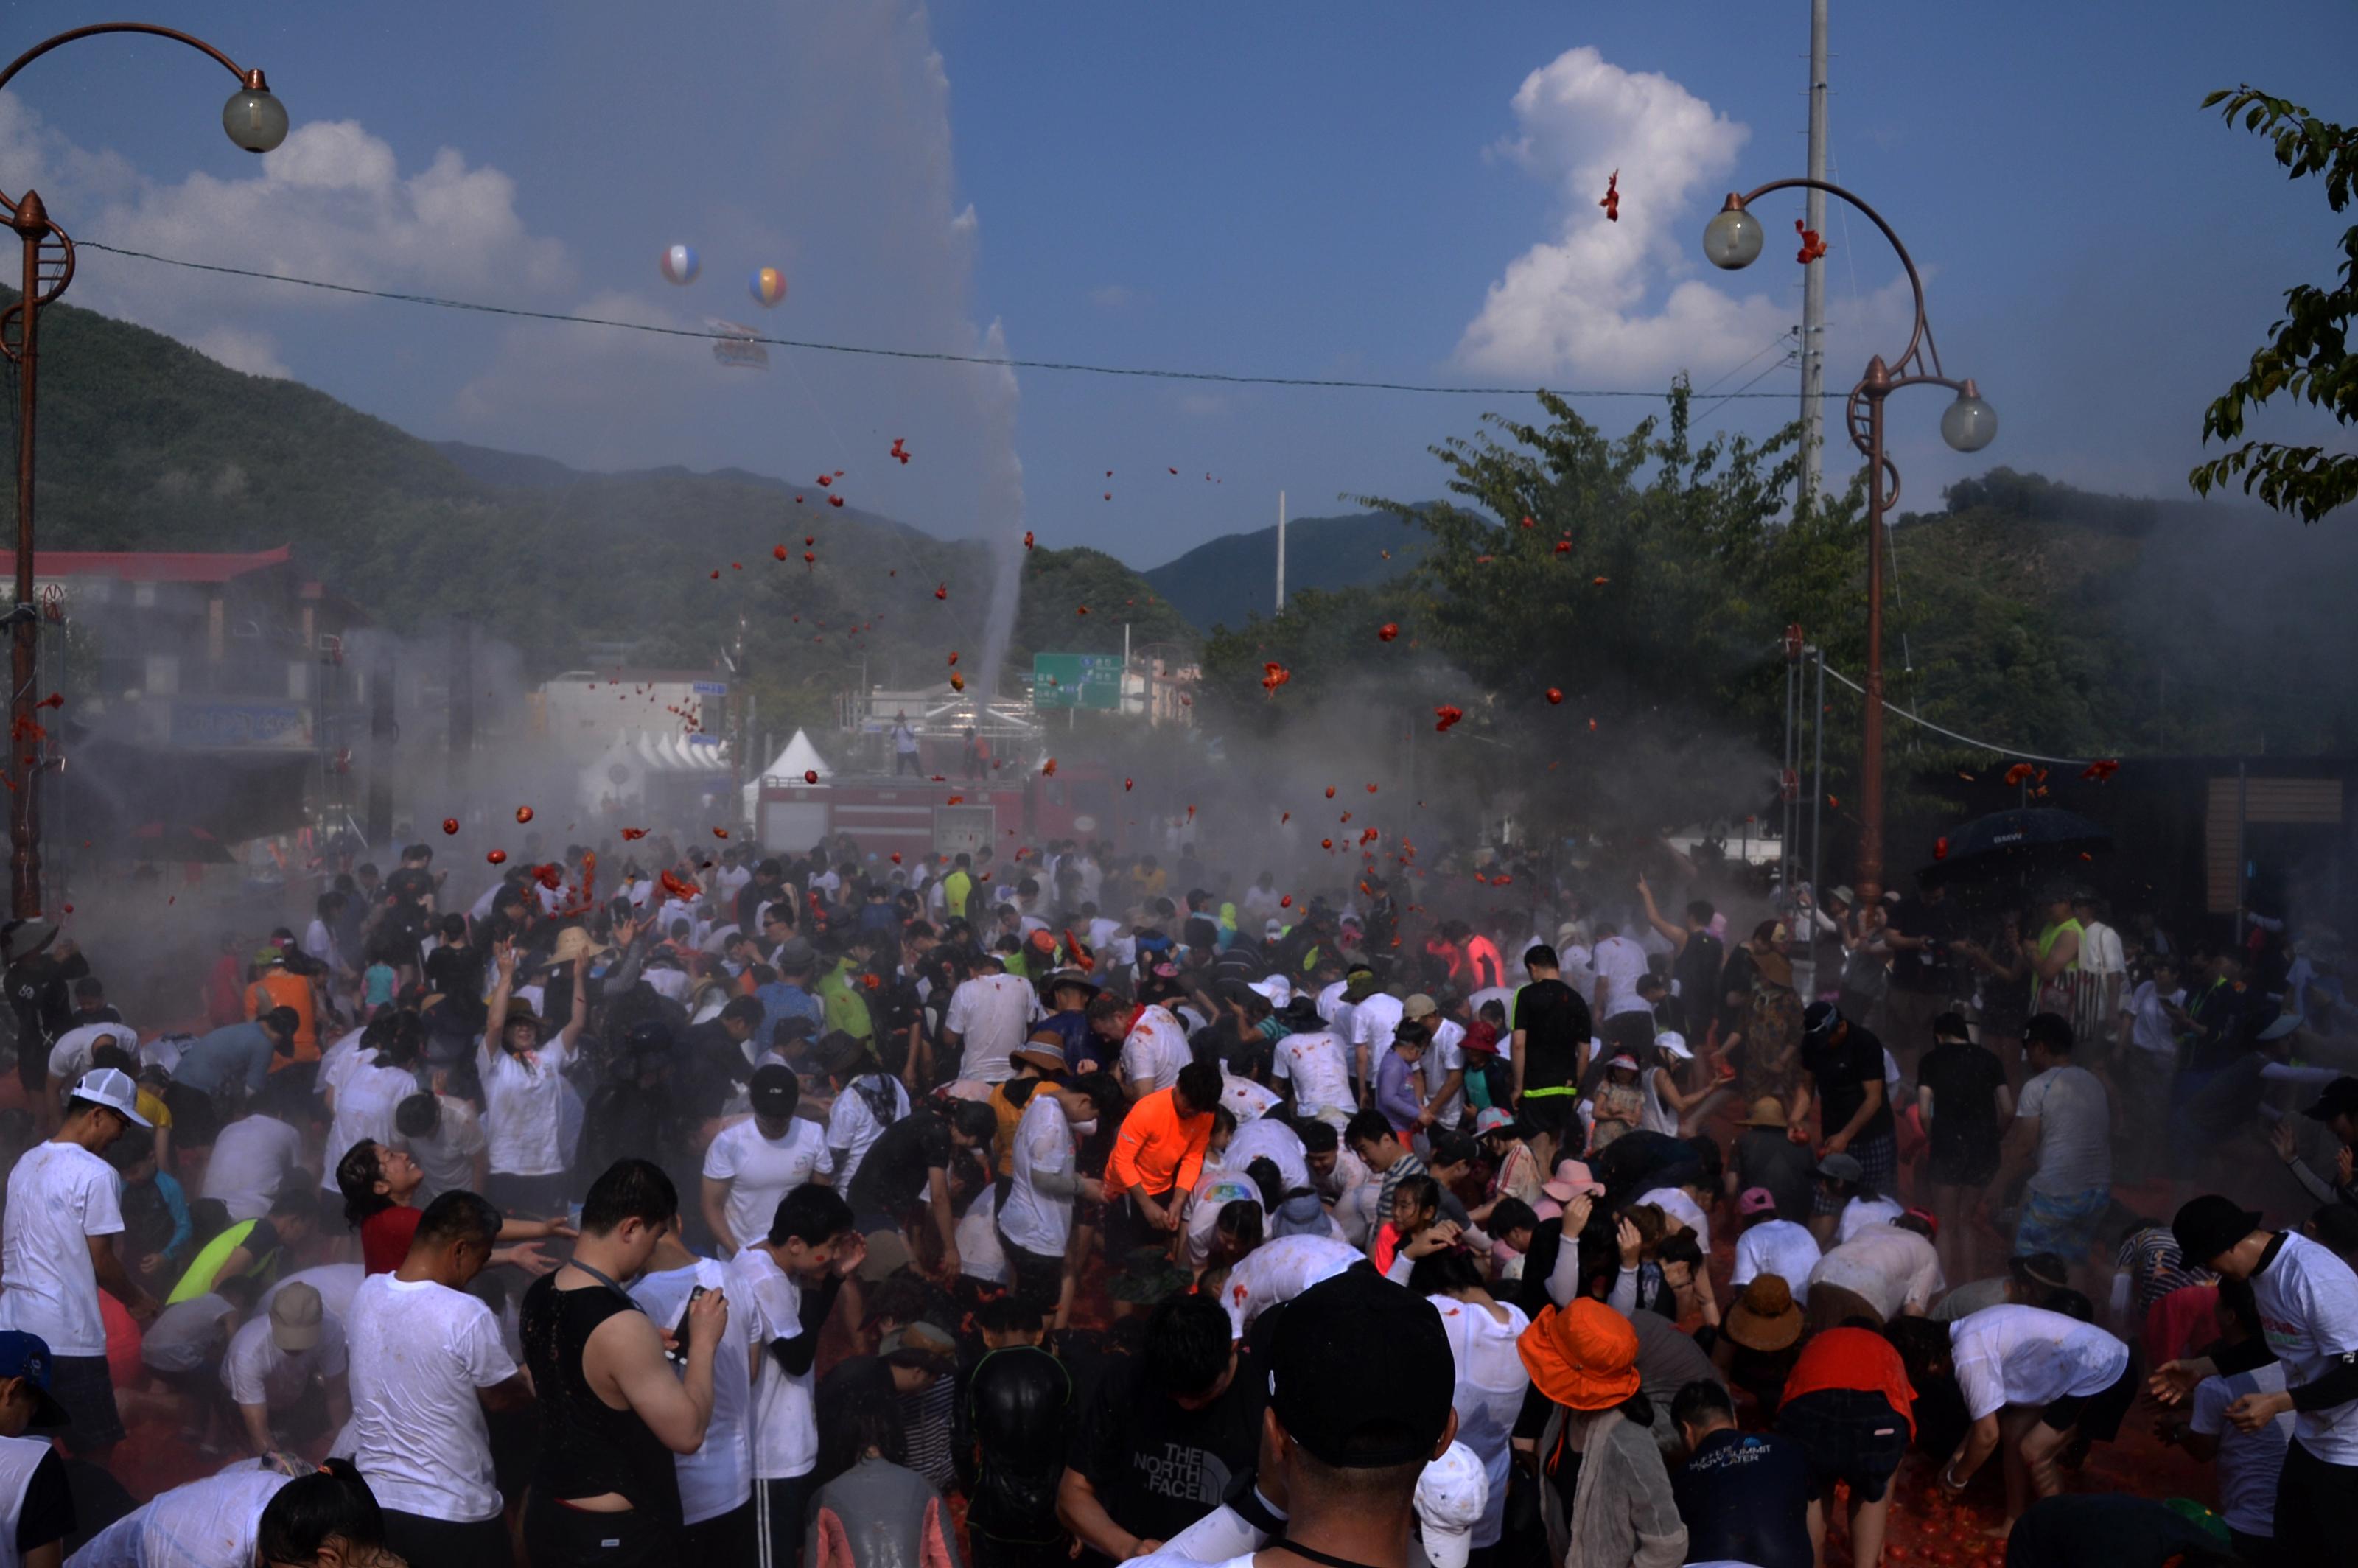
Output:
top-left (1703, 180), bottom-right (1995, 904)
top-left (0, 25), bottom-right (285, 917)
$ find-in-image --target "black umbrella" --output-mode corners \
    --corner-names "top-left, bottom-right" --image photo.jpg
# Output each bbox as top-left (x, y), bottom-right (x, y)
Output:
top-left (1920, 806), bottom-right (2111, 888)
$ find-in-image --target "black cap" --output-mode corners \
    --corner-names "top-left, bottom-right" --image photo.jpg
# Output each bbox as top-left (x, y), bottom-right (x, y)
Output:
top-left (1269, 1268), bottom-right (1452, 1468)
top-left (2303, 1074), bottom-right (2358, 1123)
top-left (1802, 1000), bottom-right (1841, 1041)
top-left (2172, 1194), bottom-right (2264, 1270)
top-left (750, 1063), bottom-right (800, 1118)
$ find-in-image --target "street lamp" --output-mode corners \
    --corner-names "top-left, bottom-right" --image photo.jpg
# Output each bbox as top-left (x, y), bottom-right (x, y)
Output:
top-left (1702, 181), bottom-right (1993, 904)
top-left (0, 24), bottom-right (285, 917)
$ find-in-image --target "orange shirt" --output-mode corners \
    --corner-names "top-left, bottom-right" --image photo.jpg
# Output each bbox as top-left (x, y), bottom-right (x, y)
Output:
top-left (1107, 1085), bottom-right (1211, 1200)
top-left (245, 970), bottom-right (319, 1063)
top-left (1779, 1326), bottom-right (1917, 1435)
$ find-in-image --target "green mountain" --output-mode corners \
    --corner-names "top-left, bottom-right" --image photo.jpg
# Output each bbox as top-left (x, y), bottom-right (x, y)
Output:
top-left (1141, 508), bottom-right (1427, 632)
top-left (10, 293), bottom-right (1192, 726)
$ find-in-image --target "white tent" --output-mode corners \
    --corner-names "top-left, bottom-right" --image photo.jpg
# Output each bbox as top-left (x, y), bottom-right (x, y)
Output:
top-left (760, 728), bottom-right (833, 783)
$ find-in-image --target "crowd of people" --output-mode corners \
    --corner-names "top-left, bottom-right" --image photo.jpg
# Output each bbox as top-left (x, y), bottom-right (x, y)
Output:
top-left (0, 828), bottom-right (2350, 1568)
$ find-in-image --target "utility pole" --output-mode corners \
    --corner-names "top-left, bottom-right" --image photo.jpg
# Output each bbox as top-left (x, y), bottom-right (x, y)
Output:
top-left (1276, 490), bottom-right (1287, 613)
top-left (1799, 0), bottom-right (1830, 506)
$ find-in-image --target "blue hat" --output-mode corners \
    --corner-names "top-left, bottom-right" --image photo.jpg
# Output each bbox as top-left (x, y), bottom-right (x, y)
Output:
top-left (0, 1331), bottom-right (70, 1428)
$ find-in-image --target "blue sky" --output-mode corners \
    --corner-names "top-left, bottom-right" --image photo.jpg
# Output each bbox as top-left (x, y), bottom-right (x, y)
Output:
top-left (6, 1), bottom-right (2352, 569)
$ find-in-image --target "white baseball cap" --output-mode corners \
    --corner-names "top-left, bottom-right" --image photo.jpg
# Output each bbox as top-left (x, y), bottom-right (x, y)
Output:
top-left (70, 1066), bottom-right (151, 1127)
top-left (1248, 976), bottom-right (1293, 1008)
top-left (1414, 1441), bottom-right (1489, 1568)
top-left (1654, 1031), bottom-right (1693, 1060)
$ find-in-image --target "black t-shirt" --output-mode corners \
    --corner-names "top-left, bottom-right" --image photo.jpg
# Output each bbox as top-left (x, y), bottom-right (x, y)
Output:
top-left (1733, 1127), bottom-right (1817, 1224)
top-left (424, 944), bottom-right (487, 1025)
top-left (1672, 931), bottom-right (1724, 1020)
top-left (1802, 1023), bottom-right (1893, 1144)
top-left (1715, 945), bottom-right (1759, 1035)
top-left (1513, 979), bottom-right (1592, 1093)
top-left (1916, 1040), bottom-right (2007, 1174)
top-left (847, 1105), bottom-right (954, 1215)
top-left (1887, 895), bottom-right (1963, 995)
top-left (5, 955), bottom-right (70, 1049)
top-left (1671, 1428), bottom-right (1813, 1568)
top-left (385, 865), bottom-right (437, 908)
top-left (14, 1449), bottom-right (71, 1555)
top-left (1069, 1358), bottom-right (1262, 1563)
top-left (2001, 1494), bottom-right (2216, 1567)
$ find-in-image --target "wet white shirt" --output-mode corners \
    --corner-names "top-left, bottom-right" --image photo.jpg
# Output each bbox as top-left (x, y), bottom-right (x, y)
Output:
top-left (344, 1273), bottom-right (520, 1522)
top-left (0, 1141), bottom-right (123, 1356)
top-left (1948, 1305), bottom-right (2129, 1421)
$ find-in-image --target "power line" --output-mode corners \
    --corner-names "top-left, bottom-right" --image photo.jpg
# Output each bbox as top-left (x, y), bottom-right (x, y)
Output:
top-left (79, 239), bottom-right (1851, 401)
top-left (1816, 659), bottom-right (2105, 767)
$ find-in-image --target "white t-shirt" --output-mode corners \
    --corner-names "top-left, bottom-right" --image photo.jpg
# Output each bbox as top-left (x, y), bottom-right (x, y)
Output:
top-left (2016, 1065), bottom-right (2112, 1196)
top-left (141, 1295), bottom-right (236, 1375)
top-left (1222, 1117), bottom-right (1309, 1193)
top-left (317, 1028), bottom-right (374, 1103)
top-left (2190, 1362), bottom-right (2294, 1536)
top-left (262, 1265), bottom-right (367, 1325)
top-left (2251, 1231), bottom-right (2358, 1460)
top-left (1947, 1305), bottom-right (2130, 1421)
top-left (730, 1246), bottom-right (819, 1480)
top-left (1273, 1030), bottom-right (1352, 1119)
top-left (0, 1141), bottom-right (125, 1356)
top-left (633, 1258), bottom-right (755, 1525)
top-left (321, 1059), bottom-right (421, 1191)
top-left (477, 1035), bottom-right (575, 1177)
top-left (1120, 1007), bottom-right (1193, 1093)
top-left (1807, 1223), bottom-right (1947, 1321)
top-left (1218, 1235), bottom-right (1362, 1337)
top-left (1636, 1187), bottom-right (1711, 1252)
top-left (702, 1117), bottom-right (830, 1250)
top-left (47, 1021), bottom-right (139, 1087)
top-left (344, 1272), bottom-right (520, 1522)
top-left (1347, 994), bottom-right (1407, 1073)
top-left (200, 1115), bottom-right (304, 1222)
top-left (1591, 937), bottom-right (1652, 1018)
top-left (825, 1075), bottom-right (911, 1190)
top-left (69, 1467), bottom-right (293, 1568)
top-left (222, 1310), bottom-right (348, 1409)
top-left (2125, 981), bottom-right (2187, 1057)
top-left (945, 974), bottom-right (1036, 1083)
top-left (1836, 1195), bottom-right (1906, 1244)
top-left (1420, 1019), bottom-right (1468, 1129)
top-left (1316, 981), bottom-right (1350, 1027)
top-left (999, 1093), bottom-right (1082, 1257)
top-left (1311, 1147), bottom-right (1371, 1204)
top-left (1220, 1074), bottom-right (1282, 1125)
top-left (1430, 1296), bottom-right (1531, 1549)
top-left (1733, 1220), bottom-right (1822, 1303)
top-left (393, 1096), bottom-right (489, 1205)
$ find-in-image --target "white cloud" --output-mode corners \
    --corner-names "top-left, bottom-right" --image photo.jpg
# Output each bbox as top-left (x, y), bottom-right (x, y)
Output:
top-left (1457, 46), bottom-right (1796, 385)
top-left (0, 97), bottom-right (573, 378)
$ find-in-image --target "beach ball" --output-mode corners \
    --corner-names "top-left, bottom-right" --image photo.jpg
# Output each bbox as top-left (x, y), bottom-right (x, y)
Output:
top-left (660, 244), bottom-right (700, 285)
top-left (749, 267), bottom-right (788, 307)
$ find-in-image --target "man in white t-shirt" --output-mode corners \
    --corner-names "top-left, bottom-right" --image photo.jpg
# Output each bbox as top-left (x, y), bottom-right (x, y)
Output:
top-left (730, 1183), bottom-right (867, 1564)
top-left (1217, 1232), bottom-right (1362, 1337)
top-left (0, 1067), bottom-right (157, 1457)
top-left (1807, 1217), bottom-right (1946, 1324)
top-left (223, 1281), bottom-right (349, 1466)
top-left (343, 1189), bottom-right (531, 1567)
top-left (202, 1104), bottom-right (306, 1222)
top-left (1589, 923), bottom-right (1653, 1020)
top-left (997, 1068), bottom-right (1123, 1317)
top-left (701, 1065), bottom-right (830, 1256)
top-left (1731, 1187), bottom-right (1822, 1304)
top-left (321, 1026), bottom-right (424, 1192)
top-left (1928, 1304), bottom-right (2133, 1530)
top-left (392, 1091), bottom-right (489, 1205)
top-left (1118, 1003), bottom-right (1192, 1099)
top-left (1271, 1001), bottom-right (1355, 1127)
top-left (634, 1241), bottom-right (758, 1556)
top-left (1994, 1014), bottom-right (2113, 1276)
top-left (943, 958), bottom-right (1036, 1084)
top-left (1404, 995), bottom-right (1467, 1133)
top-left (1341, 973), bottom-right (1404, 1103)
top-left (2155, 1195), bottom-right (2358, 1566)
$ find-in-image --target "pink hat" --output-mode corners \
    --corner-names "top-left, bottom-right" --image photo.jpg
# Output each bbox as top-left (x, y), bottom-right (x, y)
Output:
top-left (1738, 1186), bottom-right (1779, 1217)
top-left (1542, 1159), bottom-right (1606, 1204)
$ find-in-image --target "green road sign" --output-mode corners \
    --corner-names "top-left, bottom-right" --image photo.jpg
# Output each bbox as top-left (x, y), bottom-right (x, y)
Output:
top-left (1032, 652), bottom-right (1124, 710)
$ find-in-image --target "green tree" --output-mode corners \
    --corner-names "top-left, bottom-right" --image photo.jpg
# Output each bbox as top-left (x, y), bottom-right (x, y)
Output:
top-left (2189, 86), bottom-right (2358, 523)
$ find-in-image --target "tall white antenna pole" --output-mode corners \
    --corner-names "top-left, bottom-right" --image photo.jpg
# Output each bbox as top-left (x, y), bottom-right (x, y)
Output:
top-left (1799, 0), bottom-right (1830, 506)
top-left (1276, 490), bottom-right (1287, 612)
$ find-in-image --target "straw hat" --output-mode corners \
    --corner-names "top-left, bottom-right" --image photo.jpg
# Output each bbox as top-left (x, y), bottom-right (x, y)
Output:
top-left (1517, 1299), bottom-right (1640, 1411)
top-left (1724, 1275), bottom-right (1804, 1352)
